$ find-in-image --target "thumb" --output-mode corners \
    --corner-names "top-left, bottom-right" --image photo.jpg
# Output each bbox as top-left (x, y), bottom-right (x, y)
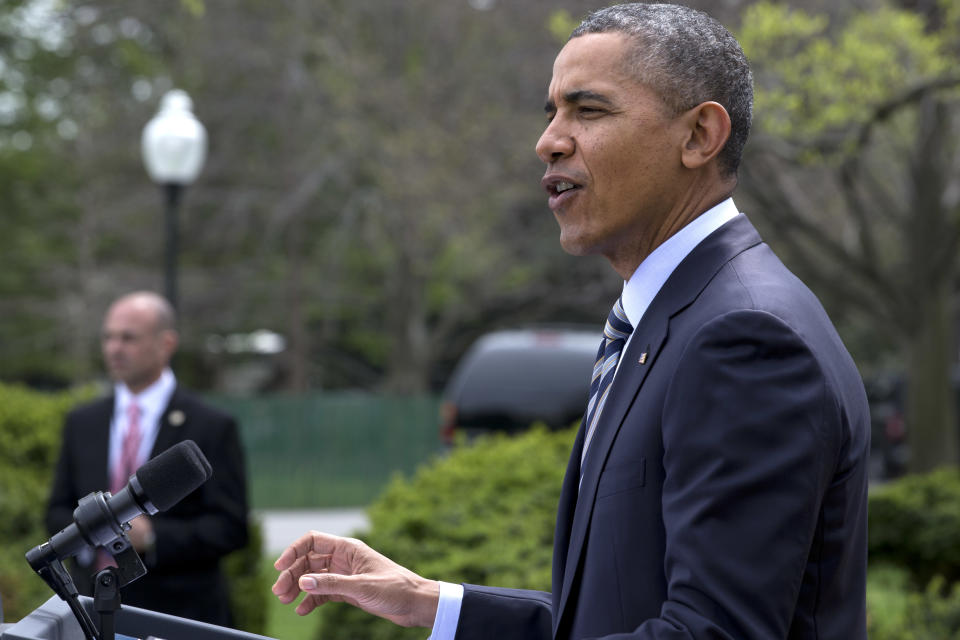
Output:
top-left (300, 572), bottom-right (358, 595)
top-left (298, 573), bottom-right (368, 613)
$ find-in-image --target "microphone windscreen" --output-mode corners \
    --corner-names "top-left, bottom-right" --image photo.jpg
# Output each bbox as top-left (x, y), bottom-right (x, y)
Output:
top-left (135, 440), bottom-right (213, 511)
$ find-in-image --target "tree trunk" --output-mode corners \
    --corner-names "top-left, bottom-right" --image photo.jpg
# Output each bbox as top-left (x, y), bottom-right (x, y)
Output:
top-left (383, 245), bottom-right (431, 394)
top-left (284, 227), bottom-right (310, 392)
top-left (905, 281), bottom-right (958, 471)
top-left (905, 96), bottom-right (958, 472)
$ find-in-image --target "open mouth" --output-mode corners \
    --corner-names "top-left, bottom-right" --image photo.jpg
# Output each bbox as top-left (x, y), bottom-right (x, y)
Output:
top-left (544, 177), bottom-right (583, 198)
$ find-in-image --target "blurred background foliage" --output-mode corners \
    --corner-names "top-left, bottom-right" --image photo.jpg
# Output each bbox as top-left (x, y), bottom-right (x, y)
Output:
top-left (1, 0), bottom-right (959, 471)
top-left (1, 0), bottom-right (960, 468)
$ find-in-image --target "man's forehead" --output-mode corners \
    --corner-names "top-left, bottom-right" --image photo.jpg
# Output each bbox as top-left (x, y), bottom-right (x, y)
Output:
top-left (547, 33), bottom-right (632, 99)
top-left (103, 307), bottom-right (158, 334)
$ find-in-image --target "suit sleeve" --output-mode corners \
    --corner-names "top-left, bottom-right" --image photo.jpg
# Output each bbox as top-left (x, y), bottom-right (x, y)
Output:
top-left (149, 411), bottom-right (249, 570)
top-left (456, 584), bottom-right (553, 640)
top-left (627, 309), bottom-right (841, 639)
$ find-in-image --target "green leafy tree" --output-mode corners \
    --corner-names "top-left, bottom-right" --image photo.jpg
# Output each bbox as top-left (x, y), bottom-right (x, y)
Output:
top-left (737, 0), bottom-right (960, 472)
top-left (0, 0), bottom-right (171, 385)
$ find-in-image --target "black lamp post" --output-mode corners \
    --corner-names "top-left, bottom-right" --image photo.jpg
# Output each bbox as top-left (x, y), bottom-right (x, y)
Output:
top-left (141, 89), bottom-right (207, 311)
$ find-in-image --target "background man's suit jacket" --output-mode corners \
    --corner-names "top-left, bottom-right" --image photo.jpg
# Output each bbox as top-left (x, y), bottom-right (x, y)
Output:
top-left (45, 386), bottom-right (249, 627)
top-left (456, 215), bottom-right (870, 639)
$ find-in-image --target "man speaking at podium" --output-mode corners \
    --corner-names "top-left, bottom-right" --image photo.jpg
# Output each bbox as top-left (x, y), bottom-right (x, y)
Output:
top-left (45, 291), bottom-right (249, 627)
top-left (273, 4), bottom-right (870, 638)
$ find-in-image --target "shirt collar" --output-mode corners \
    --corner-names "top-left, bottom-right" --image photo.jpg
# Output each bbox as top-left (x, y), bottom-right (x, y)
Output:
top-left (621, 198), bottom-right (740, 326)
top-left (115, 368), bottom-right (177, 416)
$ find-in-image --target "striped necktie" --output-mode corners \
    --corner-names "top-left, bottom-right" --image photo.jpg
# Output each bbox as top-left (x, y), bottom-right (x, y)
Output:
top-left (581, 297), bottom-right (634, 466)
top-left (98, 402), bottom-right (143, 570)
top-left (111, 402), bottom-right (143, 493)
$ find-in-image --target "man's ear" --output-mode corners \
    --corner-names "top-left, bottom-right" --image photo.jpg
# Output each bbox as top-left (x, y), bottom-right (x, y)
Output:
top-left (161, 329), bottom-right (179, 358)
top-left (680, 101), bottom-right (731, 170)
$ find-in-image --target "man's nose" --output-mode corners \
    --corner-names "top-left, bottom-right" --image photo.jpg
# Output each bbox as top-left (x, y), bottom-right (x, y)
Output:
top-left (535, 120), bottom-right (574, 164)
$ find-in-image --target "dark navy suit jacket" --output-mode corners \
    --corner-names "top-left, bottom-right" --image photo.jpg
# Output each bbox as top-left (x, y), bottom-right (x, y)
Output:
top-left (45, 386), bottom-right (249, 627)
top-left (456, 215), bottom-right (870, 639)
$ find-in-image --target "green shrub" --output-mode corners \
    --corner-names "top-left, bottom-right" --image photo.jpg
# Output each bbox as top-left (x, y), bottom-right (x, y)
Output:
top-left (867, 563), bottom-right (960, 639)
top-left (312, 425), bottom-right (576, 640)
top-left (865, 468), bottom-right (960, 638)
top-left (869, 467), bottom-right (960, 586)
top-left (866, 563), bottom-right (913, 638)
top-left (225, 516), bottom-right (268, 635)
top-left (0, 382), bottom-right (97, 621)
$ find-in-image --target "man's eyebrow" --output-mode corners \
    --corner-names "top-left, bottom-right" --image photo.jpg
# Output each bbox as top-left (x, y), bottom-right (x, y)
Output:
top-left (544, 89), bottom-right (615, 113)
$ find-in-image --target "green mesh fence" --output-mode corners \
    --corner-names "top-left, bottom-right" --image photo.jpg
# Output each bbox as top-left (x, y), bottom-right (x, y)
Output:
top-left (204, 393), bottom-right (443, 509)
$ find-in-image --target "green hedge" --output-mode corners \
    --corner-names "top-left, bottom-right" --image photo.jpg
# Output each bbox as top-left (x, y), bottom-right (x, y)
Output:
top-left (867, 564), bottom-right (960, 639)
top-left (0, 383), bottom-right (96, 621)
top-left (311, 425), bottom-right (575, 640)
top-left (867, 468), bottom-right (960, 638)
top-left (0, 382), bottom-right (268, 635)
top-left (225, 517), bottom-right (268, 633)
top-left (869, 467), bottom-right (960, 585)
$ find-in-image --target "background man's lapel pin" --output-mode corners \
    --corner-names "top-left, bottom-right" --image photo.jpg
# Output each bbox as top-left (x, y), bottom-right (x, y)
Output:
top-left (168, 410), bottom-right (186, 426)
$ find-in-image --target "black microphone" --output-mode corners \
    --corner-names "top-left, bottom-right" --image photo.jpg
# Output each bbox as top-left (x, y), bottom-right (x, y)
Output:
top-left (28, 440), bottom-right (212, 567)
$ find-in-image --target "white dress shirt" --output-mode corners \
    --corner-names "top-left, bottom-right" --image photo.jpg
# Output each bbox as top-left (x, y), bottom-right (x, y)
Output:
top-left (428, 198), bottom-right (741, 640)
top-left (108, 368), bottom-right (177, 477)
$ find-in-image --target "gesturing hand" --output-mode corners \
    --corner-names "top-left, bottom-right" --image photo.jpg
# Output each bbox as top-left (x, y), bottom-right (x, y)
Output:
top-left (272, 530), bottom-right (439, 628)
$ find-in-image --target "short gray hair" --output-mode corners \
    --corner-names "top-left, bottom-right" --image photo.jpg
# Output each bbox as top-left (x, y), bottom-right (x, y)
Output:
top-left (571, 3), bottom-right (753, 177)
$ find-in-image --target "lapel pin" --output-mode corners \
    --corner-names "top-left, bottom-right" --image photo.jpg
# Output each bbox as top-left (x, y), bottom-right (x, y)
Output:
top-left (168, 410), bottom-right (186, 427)
top-left (638, 352), bottom-right (648, 365)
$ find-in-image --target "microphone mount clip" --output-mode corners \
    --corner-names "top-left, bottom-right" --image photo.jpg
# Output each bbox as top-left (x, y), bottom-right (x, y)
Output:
top-left (26, 528), bottom-right (146, 640)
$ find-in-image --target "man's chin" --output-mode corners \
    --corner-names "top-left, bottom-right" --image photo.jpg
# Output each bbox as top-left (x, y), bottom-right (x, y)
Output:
top-left (558, 231), bottom-right (596, 257)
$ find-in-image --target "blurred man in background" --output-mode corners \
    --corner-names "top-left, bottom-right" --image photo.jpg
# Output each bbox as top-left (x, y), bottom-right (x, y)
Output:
top-left (46, 291), bottom-right (249, 626)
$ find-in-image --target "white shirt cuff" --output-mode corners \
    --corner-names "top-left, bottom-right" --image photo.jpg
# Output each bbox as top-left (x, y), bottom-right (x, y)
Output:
top-left (427, 581), bottom-right (464, 640)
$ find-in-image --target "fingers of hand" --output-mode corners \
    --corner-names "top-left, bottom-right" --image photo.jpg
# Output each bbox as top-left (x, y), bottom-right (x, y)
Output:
top-left (273, 551), bottom-right (337, 603)
top-left (271, 570), bottom-right (300, 604)
top-left (295, 593), bottom-right (323, 616)
top-left (273, 531), bottom-right (316, 571)
top-left (295, 591), bottom-right (360, 616)
top-left (275, 530), bottom-right (343, 572)
top-left (273, 557), bottom-right (311, 601)
top-left (295, 593), bottom-right (341, 616)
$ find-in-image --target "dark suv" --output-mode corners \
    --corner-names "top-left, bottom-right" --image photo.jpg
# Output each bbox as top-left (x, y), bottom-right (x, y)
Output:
top-left (440, 327), bottom-right (599, 445)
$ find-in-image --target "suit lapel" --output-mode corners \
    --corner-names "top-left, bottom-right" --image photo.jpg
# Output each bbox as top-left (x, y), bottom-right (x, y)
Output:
top-left (552, 422), bottom-right (584, 623)
top-left (554, 318), bottom-right (668, 631)
top-left (150, 386), bottom-right (183, 457)
top-left (92, 397), bottom-right (115, 489)
top-left (552, 215), bottom-right (764, 632)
